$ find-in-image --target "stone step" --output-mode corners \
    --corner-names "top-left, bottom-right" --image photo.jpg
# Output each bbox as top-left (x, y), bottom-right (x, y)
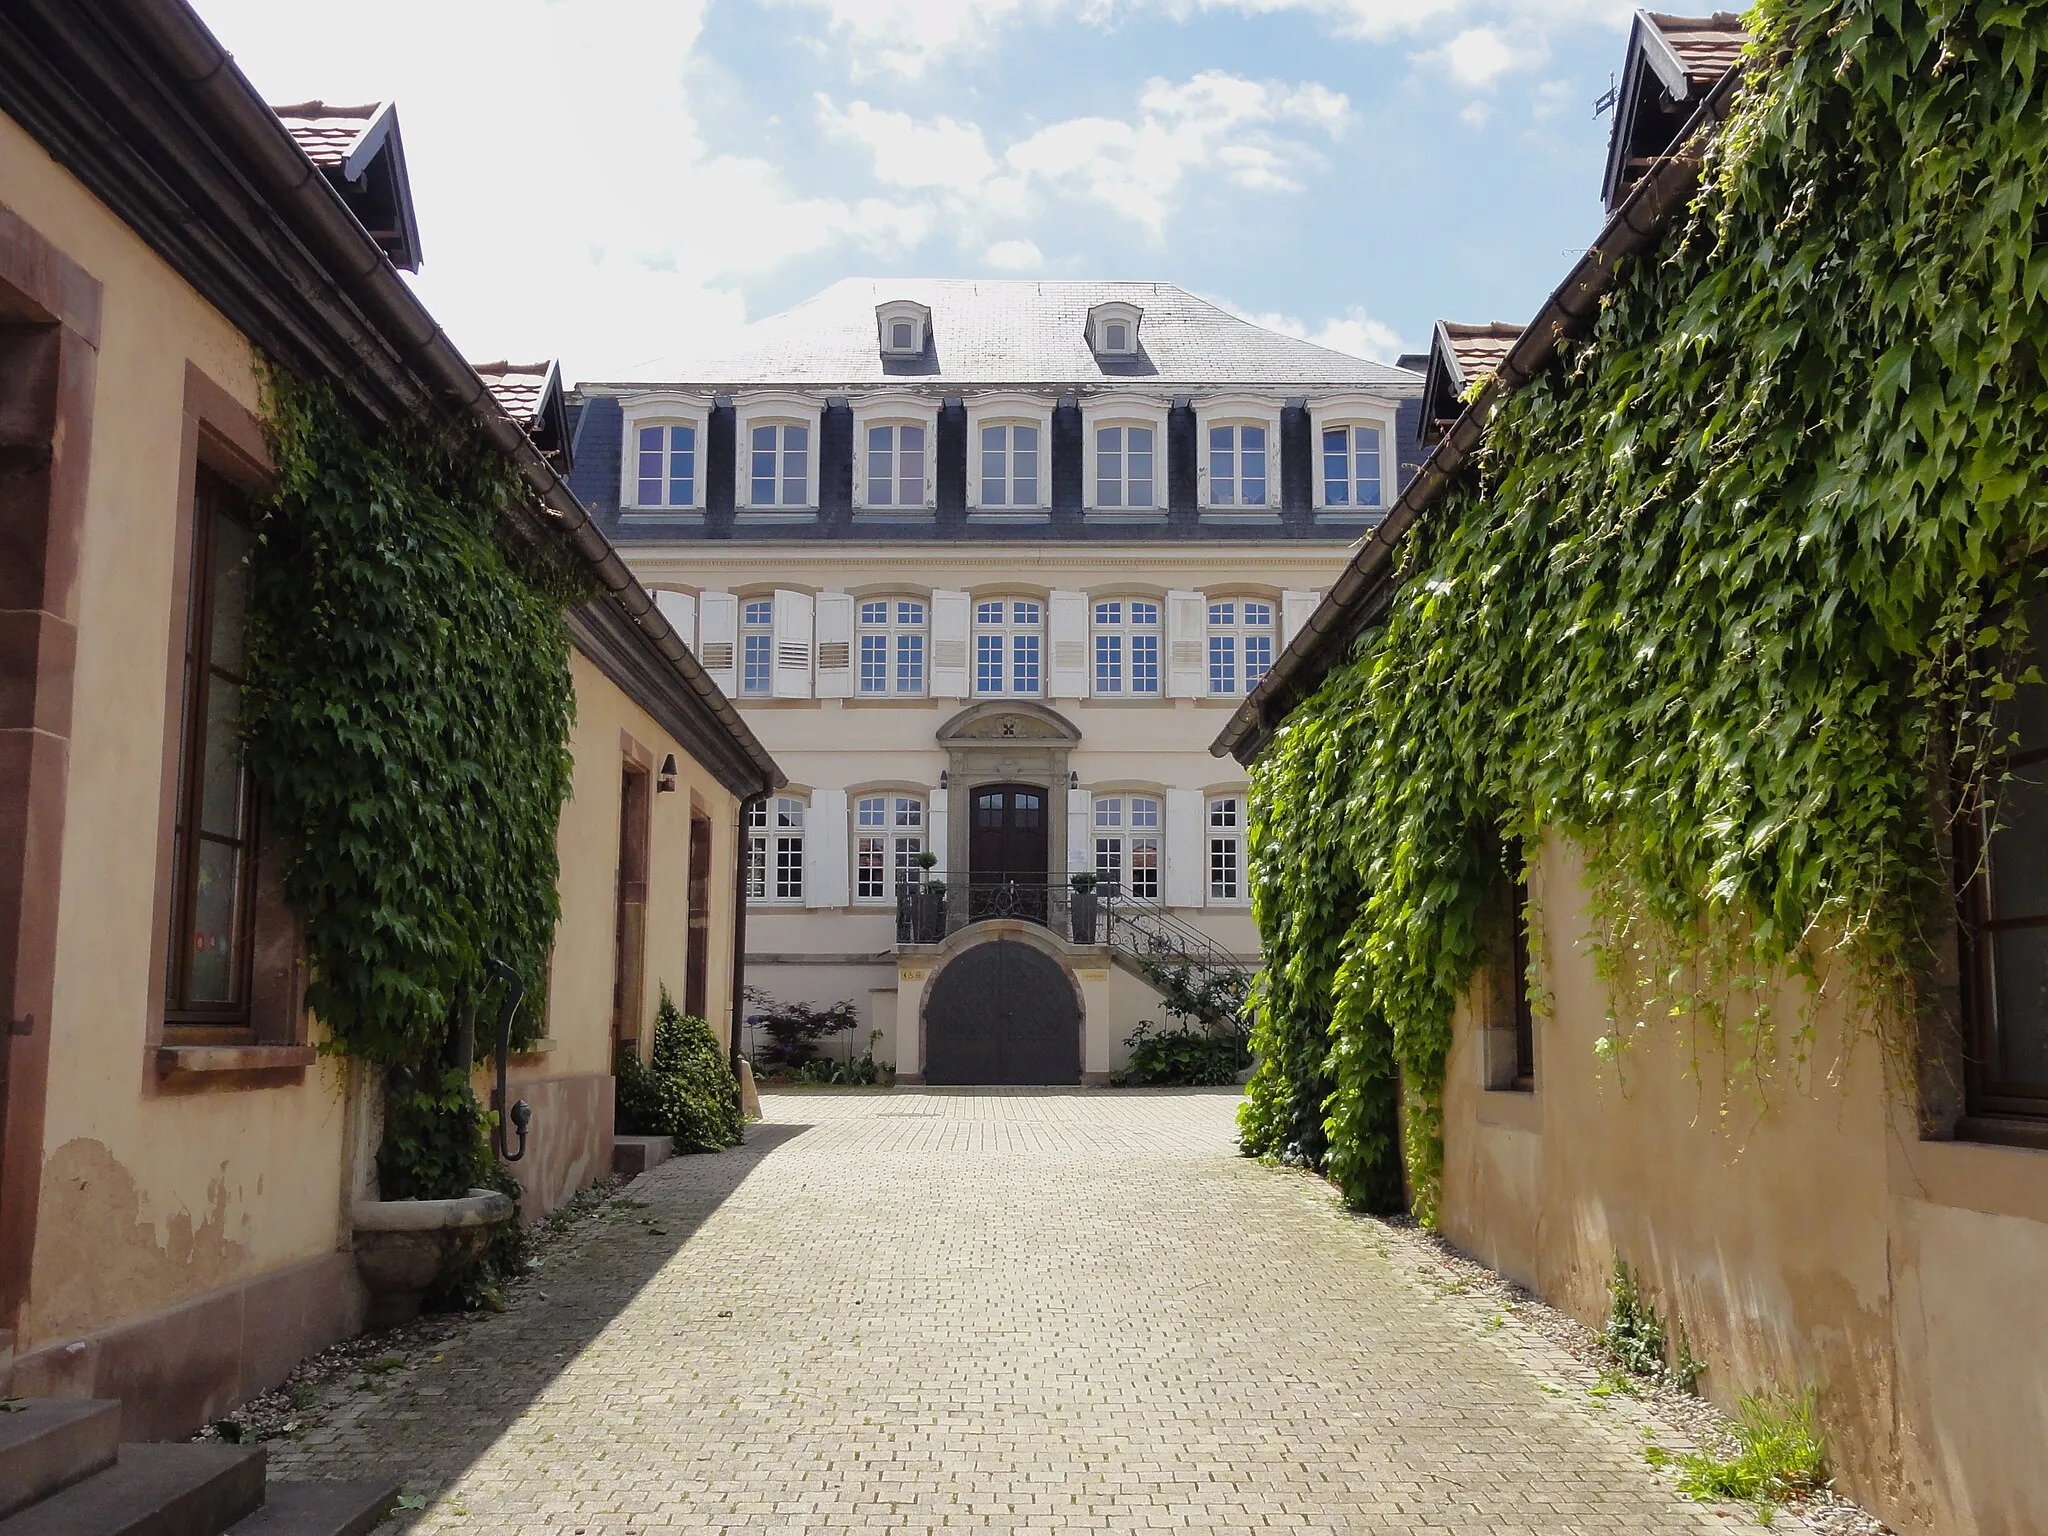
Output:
top-left (0, 1399), bottom-right (123, 1519)
top-left (0, 1442), bottom-right (265, 1536)
top-left (226, 1482), bottom-right (399, 1536)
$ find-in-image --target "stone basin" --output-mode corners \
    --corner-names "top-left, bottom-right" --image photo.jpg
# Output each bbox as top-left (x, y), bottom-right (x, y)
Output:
top-left (350, 1187), bottom-right (514, 1328)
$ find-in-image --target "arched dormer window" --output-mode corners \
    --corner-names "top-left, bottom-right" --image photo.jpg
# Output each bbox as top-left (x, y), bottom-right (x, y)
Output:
top-left (1309, 393), bottom-right (1400, 518)
top-left (733, 392), bottom-right (821, 512)
top-left (851, 393), bottom-right (938, 514)
top-left (1194, 394), bottom-right (1282, 517)
top-left (1086, 300), bottom-right (1143, 357)
top-left (876, 299), bottom-right (931, 359)
top-left (618, 392), bottom-right (711, 513)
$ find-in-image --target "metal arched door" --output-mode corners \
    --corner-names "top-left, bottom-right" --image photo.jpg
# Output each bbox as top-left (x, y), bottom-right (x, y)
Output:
top-left (924, 940), bottom-right (1080, 1085)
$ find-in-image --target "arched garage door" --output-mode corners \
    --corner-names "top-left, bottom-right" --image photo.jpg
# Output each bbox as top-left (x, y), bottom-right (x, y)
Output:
top-left (924, 940), bottom-right (1081, 1085)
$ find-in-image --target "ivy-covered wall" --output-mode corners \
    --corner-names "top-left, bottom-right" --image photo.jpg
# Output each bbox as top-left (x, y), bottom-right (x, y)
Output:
top-left (246, 371), bottom-right (584, 1198)
top-left (1240, 0), bottom-right (2048, 1217)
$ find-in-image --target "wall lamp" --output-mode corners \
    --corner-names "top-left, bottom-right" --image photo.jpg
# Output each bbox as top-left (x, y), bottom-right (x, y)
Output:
top-left (657, 753), bottom-right (678, 793)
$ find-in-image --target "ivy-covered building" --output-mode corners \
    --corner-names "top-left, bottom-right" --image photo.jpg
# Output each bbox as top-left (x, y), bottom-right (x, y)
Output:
top-left (0, 0), bottom-right (777, 1460)
top-left (1214, 8), bottom-right (2048, 1535)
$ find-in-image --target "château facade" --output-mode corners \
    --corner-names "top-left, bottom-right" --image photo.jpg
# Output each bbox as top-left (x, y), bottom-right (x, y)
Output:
top-left (567, 280), bottom-right (1420, 1082)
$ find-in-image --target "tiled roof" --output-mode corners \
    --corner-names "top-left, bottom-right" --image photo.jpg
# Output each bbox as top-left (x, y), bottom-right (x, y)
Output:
top-left (271, 101), bottom-right (387, 177)
top-left (474, 361), bottom-right (554, 427)
top-left (592, 279), bottom-right (1418, 393)
top-left (1644, 12), bottom-right (1749, 92)
top-left (1438, 322), bottom-right (1522, 389)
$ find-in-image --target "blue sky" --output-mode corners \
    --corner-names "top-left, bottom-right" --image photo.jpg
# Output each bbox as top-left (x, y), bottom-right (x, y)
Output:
top-left (190, 0), bottom-right (1641, 382)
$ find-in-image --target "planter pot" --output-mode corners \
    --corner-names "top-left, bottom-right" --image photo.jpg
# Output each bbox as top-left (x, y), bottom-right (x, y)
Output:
top-left (1070, 891), bottom-right (1099, 945)
top-left (351, 1187), bottom-right (514, 1329)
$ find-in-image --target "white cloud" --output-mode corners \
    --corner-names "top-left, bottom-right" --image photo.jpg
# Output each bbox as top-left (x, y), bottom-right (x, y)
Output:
top-left (188, 0), bottom-right (935, 381)
top-left (1530, 79), bottom-right (1576, 120)
top-left (768, 0), bottom-right (1047, 79)
top-left (983, 239), bottom-right (1048, 272)
top-left (1226, 301), bottom-right (1409, 363)
top-left (823, 71), bottom-right (1352, 241)
top-left (1425, 27), bottom-right (1533, 89)
top-left (1460, 100), bottom-right (1492, 129)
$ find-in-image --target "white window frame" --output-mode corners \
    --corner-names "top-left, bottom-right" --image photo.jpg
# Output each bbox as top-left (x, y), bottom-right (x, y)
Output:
top-left (856, 595), bottom-right (929, 698)
top-left (748, 796), bottom-right (808, 904)
top-left (1194, 394), bottom-right (1281, 515)
top-left (618, 392), bottom-right (711, 513)
top-left (1309, 393), bottom-right (1400, 515)
top-left (973, 595), bottom-right (1045, 699)
top-left (1207, 795), bottom-right (1247, 904)
top-left (851, 394), bottom-right (939, 514)
top-left (1083, 394), bottom-right (1169, 518)
top-left (1094, 794), bottom-right (1162, 899)
top-left (1086, 300), bottom-right (1144, 357)
top-left (875, 299), bottom-right (931, 358)
top-left (734, 391), bottom-right (821, 511)
top-left (854, 792), bottom-right (927, 903)
top-left (1090, 596), bottom-right (1163, 697)
top-left (967, 393), bottom-right (1055, 513)
top-left (1205, 596), bottom-right (1278, 698)
top-left (739, 595), bottom-right (775, 698)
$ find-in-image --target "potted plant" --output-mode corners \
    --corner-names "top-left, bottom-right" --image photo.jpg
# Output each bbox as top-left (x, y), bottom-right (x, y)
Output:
top-left (1070, 869), bottom-right (1101, 944)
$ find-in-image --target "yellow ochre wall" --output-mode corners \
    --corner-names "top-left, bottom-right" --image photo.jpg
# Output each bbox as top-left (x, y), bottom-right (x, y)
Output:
top-left (1437, 832), bottom-right (2048, 1536)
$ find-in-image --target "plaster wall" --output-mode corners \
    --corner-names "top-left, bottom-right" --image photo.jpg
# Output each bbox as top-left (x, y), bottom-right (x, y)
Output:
top-left (1437, 831), bottom-right (2048, 1536)
top-left (2, 113), bottom-right (355, 1363)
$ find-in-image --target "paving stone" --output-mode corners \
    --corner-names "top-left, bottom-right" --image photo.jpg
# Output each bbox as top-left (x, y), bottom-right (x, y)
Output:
top-left (271, 1089), bottom-right (1721, 1534)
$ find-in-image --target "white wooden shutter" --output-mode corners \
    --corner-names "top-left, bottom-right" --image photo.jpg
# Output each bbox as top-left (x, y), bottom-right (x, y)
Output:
top-left (1167, 590), bottom-right (1207, 699)
top-left (814, 592), bottom-right (854, 699)
top-left (805, 788), bottom-right (849, 909)
top-left (1048, 590), bottom-right (1089, 699)
top-left (1067, 787), bottom-right (1093, 874)
top-left (1281, 589), bottom-right (1321, 648)
top-left (653, 590), bottom-right (697, 654)
top-left (931, 590), bottom-right (971, 698)
top-left (697, 591), bottom-right (738, 696)
top-left (928, 787), bottom-right (948, 882)
top-left (771, 589), bottom-right (814, 699)
top-left (1164, 788), bottom-right (1205, 908)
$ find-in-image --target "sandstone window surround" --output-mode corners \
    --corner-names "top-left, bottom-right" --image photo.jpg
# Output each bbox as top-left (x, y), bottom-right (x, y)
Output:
top-left (1083, 394), bottom-right (1170, 522)
top-left (1193, 394), bottom-right (1282, 520)
top-left (617, 392), bottom-right (711, 516)
top-left (966, 393), bottom-right (1055, 518)
top-left (1309, 392), bottom-right (1400, 521)
top-left (851, 393), bottom-right (938, 518)
top-left (734, 392), bottom-right (821, 516)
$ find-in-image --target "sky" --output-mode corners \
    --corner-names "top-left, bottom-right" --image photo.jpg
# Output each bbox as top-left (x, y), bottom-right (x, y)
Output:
top-left (188, 0), bottom-right (1641, 384)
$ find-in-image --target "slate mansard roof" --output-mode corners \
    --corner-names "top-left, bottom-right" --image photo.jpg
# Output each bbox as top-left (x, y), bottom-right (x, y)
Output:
top-left (584, 279), bottom-right (1419, 393)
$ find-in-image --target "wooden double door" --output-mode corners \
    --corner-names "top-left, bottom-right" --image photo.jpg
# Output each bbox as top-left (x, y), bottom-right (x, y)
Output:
top-left (968, 783), bottom-right (1049, 924)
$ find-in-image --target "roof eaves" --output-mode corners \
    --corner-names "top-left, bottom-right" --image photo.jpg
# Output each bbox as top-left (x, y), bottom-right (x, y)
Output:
top-left (1211, 61), bottom-right (1746, 766)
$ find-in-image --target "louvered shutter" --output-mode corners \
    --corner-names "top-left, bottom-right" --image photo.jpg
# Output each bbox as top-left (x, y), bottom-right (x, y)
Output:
top-left (814, 592), bottom-right (854, 698)
top-left (771, 589), bottom-right (814, 699)
top-left (1047, 590), bottom-right (1089, 699)
top-left (1067, 786), bottom-right (1093, 874)
top-left (1281, 589), bottom-right (1321, 648)
top-left (1167, 590), bottom-right (1206, 698)
top-left (697, 591), bottom-right (738, 695)
top-left (653, 589), bottom-right (697, 653)
top-left (1164, 788), bottom-right (1205, 908)
top-left (805, 788), bottom-right (848, 909)
top-left (931, 590), bottom-right (971, 698)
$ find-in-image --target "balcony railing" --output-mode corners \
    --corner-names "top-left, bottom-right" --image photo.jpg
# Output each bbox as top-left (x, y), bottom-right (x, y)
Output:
top-left (896, 881), bottom-right (1103, 945)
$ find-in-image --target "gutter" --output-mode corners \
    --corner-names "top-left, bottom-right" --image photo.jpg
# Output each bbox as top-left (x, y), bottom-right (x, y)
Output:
top-left (116, 0), bottom-right (782, 799)
top-left (1210, 62), bottom-right (1745, 766)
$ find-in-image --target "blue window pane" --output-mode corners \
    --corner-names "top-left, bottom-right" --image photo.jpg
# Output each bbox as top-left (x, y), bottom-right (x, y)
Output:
top-left (897, 633), bottom-right (924, 692)
top-left (1132, 634), bottom-right (1159, 693)
top-left (977, 633), bottom-right (1004, 692)
top-left (860, 633), bottom-right (889, 693)
top-left (1096, 633), bottom-right (1123, 693)
top-left (1013, 601), bottom-right (1039, 625)
top-left (743, 633), bottom-right (773, 695)
top-left (1245, 634), bottom-right (1273, 688)
top-left (860, 600), bottom-right (887, 624)
top-left (1209, 602), bottom-right (1234, 624)
top-left (977, 601), bottom-right (1003, 624)
top-left (1013, 633), bottom-right (1040, 694)
top-left (899, 601), bottom-right (924, 625)
top-left (1324, 428), bottom-right (1351, 505)
top-left (1210, 635), bottom-right (1236, 695)
top-left (743, 600), bottom-right (772, 626)
top-left (1131, 601), bottom-right (1159, 626)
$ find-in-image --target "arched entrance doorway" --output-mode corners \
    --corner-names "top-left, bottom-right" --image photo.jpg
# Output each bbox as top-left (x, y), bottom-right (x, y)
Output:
top-left (923, 940), bottom-right (1081, 1085)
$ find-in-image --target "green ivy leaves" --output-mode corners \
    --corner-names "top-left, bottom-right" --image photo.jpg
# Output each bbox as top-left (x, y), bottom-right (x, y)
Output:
top-left (1243, 0), bottom-right (2048, 1217)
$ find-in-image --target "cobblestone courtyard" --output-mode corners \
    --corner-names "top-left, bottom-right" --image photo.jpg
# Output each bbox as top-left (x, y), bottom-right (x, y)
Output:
top-left (276, 1090), bottom-right (1727, 1534)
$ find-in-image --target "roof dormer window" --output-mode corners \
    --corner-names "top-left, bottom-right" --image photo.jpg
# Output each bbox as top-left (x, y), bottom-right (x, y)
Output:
top-left (876, 299), bottom-right (931, 359)
top-left (1087, 301), bottom-right (1144, 358)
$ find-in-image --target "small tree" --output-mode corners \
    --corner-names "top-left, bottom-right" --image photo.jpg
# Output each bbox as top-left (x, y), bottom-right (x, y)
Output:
top-left (744, 987), bottom-right (859, 1075)
top-left (616, 986), bottom-right (743, 1152)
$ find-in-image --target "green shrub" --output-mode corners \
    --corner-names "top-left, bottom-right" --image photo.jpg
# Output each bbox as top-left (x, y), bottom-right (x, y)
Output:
top-left (1672, 1391), bottom-right (1825, 1513)
top-left (616, 987), bottom-right (743, 1153)
top-left (1114, 1022), bottom-right (1249, 1087)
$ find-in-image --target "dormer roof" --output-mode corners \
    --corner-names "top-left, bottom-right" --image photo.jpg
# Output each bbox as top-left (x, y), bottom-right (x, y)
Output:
top-left (271, 100), bottom-right (424, 271)
top-left (1419, 322), bottom-right (1523, 445)
top-left (1599, 12), bottom-right (1749, 212)
top-left (1086, 299), bottom-right (1144, 362)
top-left (474, 360), bottom-right (573, 472)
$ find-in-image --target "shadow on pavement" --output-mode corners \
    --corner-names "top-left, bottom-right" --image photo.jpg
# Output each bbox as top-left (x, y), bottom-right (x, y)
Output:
top-left (271, 1121), bottom-right (813, 1499)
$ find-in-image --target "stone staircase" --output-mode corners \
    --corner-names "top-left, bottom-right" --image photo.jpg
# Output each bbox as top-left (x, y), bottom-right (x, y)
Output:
top-left (1100, 893), bottom-right (1257, 1031)
top-left (0, 1400), bottom-right (394, 1536)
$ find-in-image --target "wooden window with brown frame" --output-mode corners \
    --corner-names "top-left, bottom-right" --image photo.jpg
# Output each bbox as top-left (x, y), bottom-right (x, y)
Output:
top-left (1481, 846), bottom-right (1536, 1093)
top-left (163, 467), bottom-right (259, 1041)
top-left (684, 810), bottom-right (713, 1021)
top-left (612, 762), bottom-right (653, 1065)
top-left (1956, 616), bottom-right (2048, 1145)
